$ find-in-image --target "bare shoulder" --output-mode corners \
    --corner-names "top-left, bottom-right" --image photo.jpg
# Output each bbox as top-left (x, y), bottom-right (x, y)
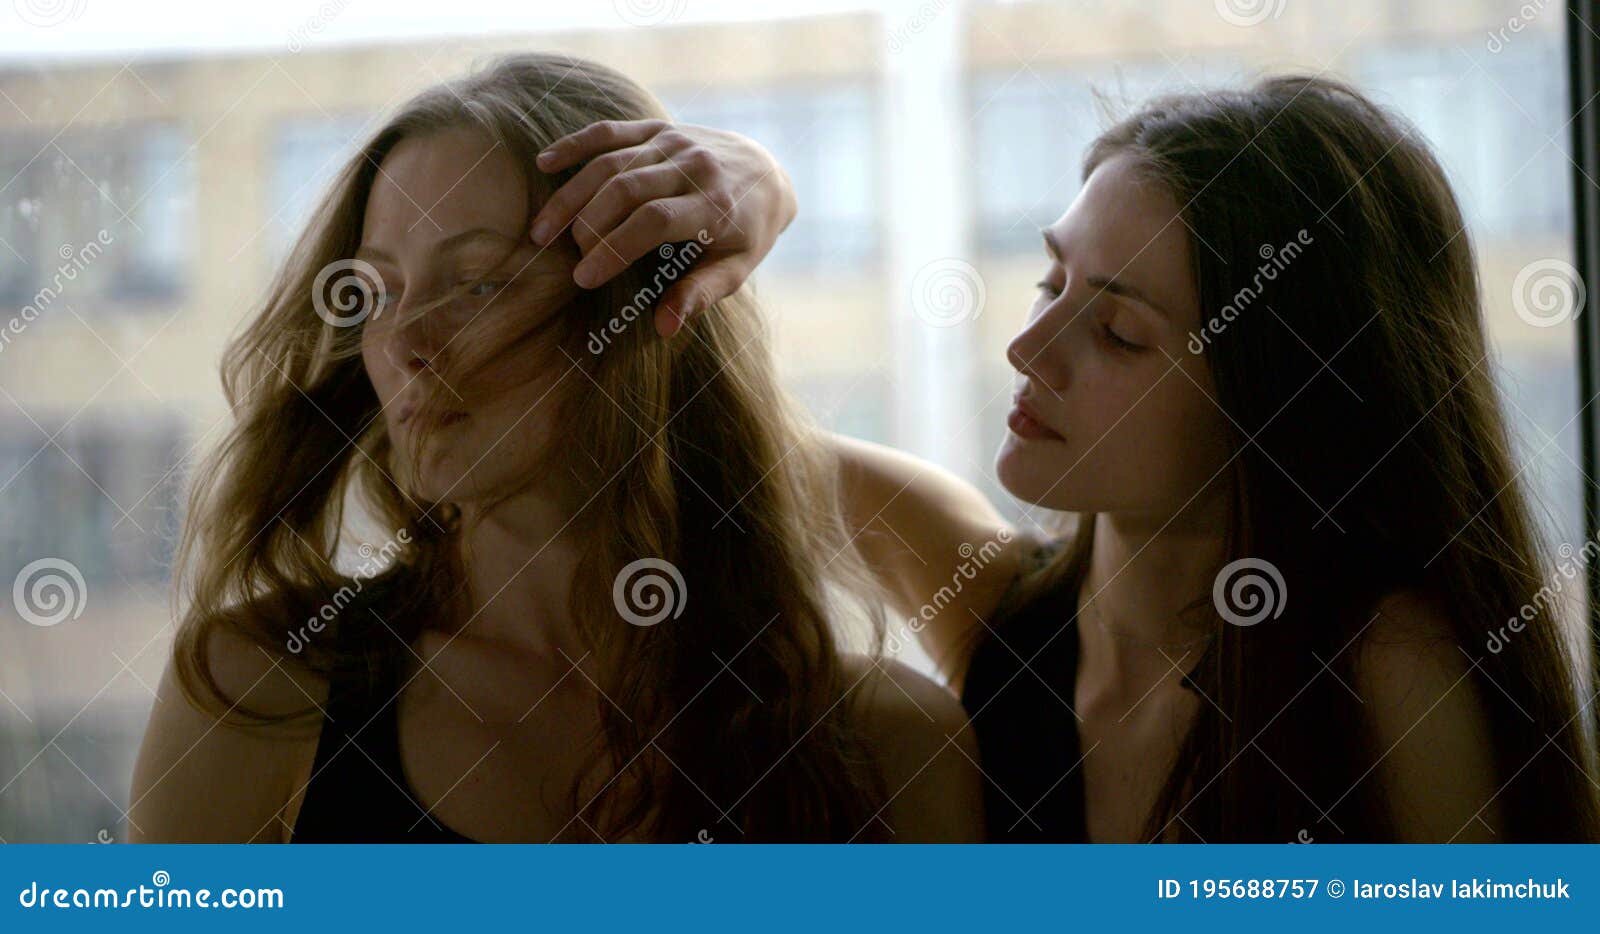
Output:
top-left (844, 654), bottom-right (985, 842)
top-left (830, 433), bottom-right (1034, 676)
top-left (1353, 589), bottom-right (1501, 841)
top-left (128, 617), bottom-right (329, 843)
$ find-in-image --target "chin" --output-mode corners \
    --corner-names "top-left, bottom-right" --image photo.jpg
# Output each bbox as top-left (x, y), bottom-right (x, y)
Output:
top-left (392, 442), bottom-right (469, 504)
top-left (995, 435), bottom-right (1051, 505)
top-left (995, 435), bottom-right (1082, 511)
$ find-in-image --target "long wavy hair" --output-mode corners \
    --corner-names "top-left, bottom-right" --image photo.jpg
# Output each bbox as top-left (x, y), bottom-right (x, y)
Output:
top-left (1000, 74), bottom-right (1600, 842)
top-left (169, 52), bottom-right (888, 842)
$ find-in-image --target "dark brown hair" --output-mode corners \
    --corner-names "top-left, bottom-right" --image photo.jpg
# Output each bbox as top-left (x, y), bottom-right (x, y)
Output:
top-left (1007, 74), bottom-right (1599, 842)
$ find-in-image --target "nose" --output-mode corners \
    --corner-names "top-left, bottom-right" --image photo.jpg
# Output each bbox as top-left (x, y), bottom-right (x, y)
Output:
top-left (1006, 305), bottom-right (1070, 391)
top-left (381, 303), bottom-right (448, 376)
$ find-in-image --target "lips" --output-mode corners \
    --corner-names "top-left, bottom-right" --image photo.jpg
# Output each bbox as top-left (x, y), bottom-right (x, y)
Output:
top-left (1008, 394), bottom-right (1064, 441)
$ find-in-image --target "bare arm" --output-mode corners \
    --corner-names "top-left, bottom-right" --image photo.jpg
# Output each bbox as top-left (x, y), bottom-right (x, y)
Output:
top-left (832, 433), bottom-right (1035, 690)
top-left (128, 627), bottom-right (325, 843)
top-left (1355, 591), bottom-right (1504, 842)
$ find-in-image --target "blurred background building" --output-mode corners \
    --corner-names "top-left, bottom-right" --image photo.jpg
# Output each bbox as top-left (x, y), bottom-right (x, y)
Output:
top-left (0, 0), bottom-right (1584, 841)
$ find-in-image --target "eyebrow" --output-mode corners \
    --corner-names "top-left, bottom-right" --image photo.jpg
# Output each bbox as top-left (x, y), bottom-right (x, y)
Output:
top-left (1041, 227), bottom-right (1171, 320)
top-left (355, 227), bottom-right (519, 264)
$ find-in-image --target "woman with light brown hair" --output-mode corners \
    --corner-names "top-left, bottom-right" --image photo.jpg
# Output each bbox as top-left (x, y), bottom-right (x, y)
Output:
top-left (127, 52), bottom-right (982, 843)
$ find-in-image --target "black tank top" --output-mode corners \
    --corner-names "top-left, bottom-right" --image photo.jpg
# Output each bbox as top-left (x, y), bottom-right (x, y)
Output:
top-left (291, 581), bottom-right (480, 844)
top-left (958, 539), bottom-right (1203, 842)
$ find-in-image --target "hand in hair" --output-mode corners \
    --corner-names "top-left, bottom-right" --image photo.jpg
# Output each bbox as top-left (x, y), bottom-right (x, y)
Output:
top-left (530, 119), bottom-right (795, 337)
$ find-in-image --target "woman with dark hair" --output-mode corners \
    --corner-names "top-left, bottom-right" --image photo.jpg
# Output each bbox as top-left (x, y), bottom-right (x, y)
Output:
top-left (538, 73), bottom-right (1600, 842)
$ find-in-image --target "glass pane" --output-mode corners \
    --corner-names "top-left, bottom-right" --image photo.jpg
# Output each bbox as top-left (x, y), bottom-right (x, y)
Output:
top-left (0, 0), bottom-right (1584, 842)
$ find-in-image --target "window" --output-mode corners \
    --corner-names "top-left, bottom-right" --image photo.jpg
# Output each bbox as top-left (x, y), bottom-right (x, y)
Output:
top-left (0, 414), bottom-right (185, 591)
top-left (970, 57), bottom-right (1245, 254)
top-left (665, 84), bottom-right (879, 272)
top-left (1358, 36), bottom-right (1568, 235)
top-left (269, 114), bottom-right (371, 259)
top-left (1, 122), bottom-right (193, 308)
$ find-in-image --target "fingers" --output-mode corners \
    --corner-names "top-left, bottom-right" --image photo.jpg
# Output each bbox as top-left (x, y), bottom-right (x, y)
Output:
top-left (654, 255), bottom-right (750, 338)
top-left (569, 162), bottom-right (687, 257)
top-left (534, 118), bottom-right (669, 173)
top-left (530, 142), bottom-right (668, 245)
top-left (572, 194), bottom-right (711, 290)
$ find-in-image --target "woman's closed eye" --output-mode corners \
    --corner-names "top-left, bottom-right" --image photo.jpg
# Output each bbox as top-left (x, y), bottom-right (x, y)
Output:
top-left (1036, 280), bottom-right (1143, 353)
top-left (1097, 320), bottom-right (1143, 353)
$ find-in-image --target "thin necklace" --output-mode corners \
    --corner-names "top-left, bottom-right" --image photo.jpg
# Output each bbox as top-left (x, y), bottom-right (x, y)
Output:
top-left (1080, 594), bottom-right (1215, 653)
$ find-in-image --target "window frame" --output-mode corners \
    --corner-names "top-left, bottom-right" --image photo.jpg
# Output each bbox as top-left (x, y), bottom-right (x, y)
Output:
top-left (1569, 0), bottom-right (1600, 688)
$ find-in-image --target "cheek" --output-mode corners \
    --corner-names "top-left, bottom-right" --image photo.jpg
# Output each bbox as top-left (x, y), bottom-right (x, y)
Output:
top-left (1120, 375), bottom-right (1231, 493)
top-left (1167, 384), bottom-right (1233, 479)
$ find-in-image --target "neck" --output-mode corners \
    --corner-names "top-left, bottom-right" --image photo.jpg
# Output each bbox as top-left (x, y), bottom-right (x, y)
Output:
top-left (442, 491), bottom-right (586, 661)
top-left (1076, 502), bottom-right (1227, 686)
